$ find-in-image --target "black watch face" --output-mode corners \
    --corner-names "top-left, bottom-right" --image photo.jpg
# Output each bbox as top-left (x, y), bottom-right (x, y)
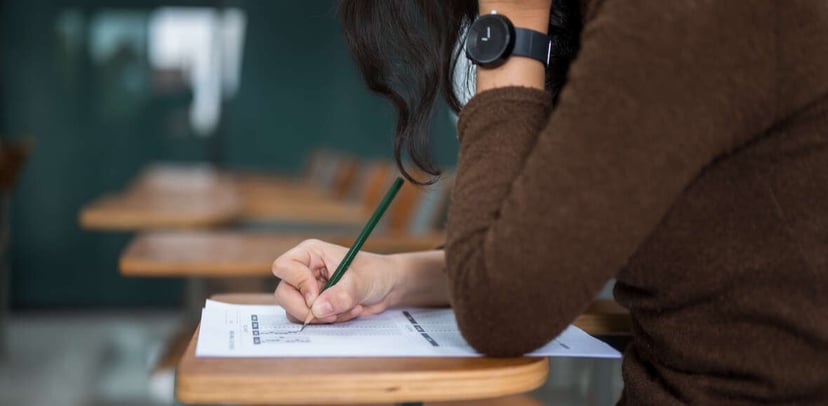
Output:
top-left (466, 14), bottom-right (514, 66)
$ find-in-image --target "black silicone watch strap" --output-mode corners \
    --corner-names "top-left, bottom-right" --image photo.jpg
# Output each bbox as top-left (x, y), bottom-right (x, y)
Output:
top-left (513, 28), bottom-right (551, 66)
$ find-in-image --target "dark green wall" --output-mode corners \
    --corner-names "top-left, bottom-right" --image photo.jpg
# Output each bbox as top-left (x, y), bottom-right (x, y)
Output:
top-left (220, 1), bottom-right (458, 170)
top-left (1, 0), bottom-right (458, 308)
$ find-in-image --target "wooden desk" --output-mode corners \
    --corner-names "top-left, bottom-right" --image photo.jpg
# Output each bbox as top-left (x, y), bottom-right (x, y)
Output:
top-left (240, 197), bottom-right (366, 225)
top-left (79, 166), bottom-right (369, 230)
top-left (176, 294), bottom-right (550, 405)
top-left (120, 231), bottom-right (446, 277)
top-left (79, 167), bottom-right (243, 230)
top-left (232, 171), bottom-right (366, 225)
top-left (232, 172), bottom-right (329, 206)
top-left (79, 192), bottom-right (242, 230)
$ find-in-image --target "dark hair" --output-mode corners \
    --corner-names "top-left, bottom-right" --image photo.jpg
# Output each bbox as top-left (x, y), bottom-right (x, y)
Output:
top-left (338, 0), bottom-right (582, 184)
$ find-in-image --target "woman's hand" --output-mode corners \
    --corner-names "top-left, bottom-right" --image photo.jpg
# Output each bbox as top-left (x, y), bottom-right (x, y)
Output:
top-left (272, 239), bottom-right (401, 324)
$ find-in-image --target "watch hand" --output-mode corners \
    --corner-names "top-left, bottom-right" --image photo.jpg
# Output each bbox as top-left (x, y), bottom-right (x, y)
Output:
top-left (482, 26), bottom-right (491, 42)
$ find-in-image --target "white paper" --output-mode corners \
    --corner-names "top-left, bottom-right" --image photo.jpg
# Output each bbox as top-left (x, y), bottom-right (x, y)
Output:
top-left (196, 299), bottom-right (620, 358)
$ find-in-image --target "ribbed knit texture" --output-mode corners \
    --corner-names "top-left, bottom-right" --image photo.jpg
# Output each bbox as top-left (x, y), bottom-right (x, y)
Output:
top-left (445, 1), bottom-right (828, 404)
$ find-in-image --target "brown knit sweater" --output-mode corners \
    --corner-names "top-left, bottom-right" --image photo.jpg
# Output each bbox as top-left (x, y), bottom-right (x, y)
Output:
top-left (444, 1), bottom-right (828, 404)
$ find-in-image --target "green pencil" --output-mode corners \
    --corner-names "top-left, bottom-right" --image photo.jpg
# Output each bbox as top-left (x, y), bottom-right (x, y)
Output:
top-left (301, 176), bottom-right (405, 329)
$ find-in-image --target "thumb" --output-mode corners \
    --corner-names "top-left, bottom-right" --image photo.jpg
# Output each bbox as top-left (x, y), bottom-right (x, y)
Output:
top-left (311, 278), bottom-right (360, 320)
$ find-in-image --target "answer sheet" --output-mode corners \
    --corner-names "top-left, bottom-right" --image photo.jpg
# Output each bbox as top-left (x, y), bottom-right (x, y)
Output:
top-left (196, 299), bottom-right (620, 358)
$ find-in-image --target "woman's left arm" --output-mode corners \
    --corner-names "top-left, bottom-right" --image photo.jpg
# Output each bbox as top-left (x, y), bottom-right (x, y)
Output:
top-left (447, 0), bottom-right (778, 356)
top-left (474, 1), bottom-right (551, 92)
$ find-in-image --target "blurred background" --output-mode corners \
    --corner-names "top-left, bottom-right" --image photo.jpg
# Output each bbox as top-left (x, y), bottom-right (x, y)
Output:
top-left (2, 0), bottom-right (459, 309)
top-left (0, 0), bottom-right (622, 405)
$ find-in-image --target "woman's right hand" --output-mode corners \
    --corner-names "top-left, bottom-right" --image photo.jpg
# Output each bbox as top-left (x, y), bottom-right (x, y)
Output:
top-left (272, 239), bottom-right (402, 324)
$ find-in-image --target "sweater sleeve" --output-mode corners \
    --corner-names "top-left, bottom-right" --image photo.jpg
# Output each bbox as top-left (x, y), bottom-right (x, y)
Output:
top-left (445, 0), bottom-right (776, 356)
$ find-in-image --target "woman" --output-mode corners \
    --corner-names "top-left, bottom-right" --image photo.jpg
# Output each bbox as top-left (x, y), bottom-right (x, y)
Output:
top-left (273, 0), bottom-right (828, 404)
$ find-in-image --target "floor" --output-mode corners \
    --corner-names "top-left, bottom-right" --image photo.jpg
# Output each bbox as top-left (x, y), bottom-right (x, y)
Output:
top-left (0, 310), bottom-right (178, 406)
top-left (0, 311), bottom-right (622, 406)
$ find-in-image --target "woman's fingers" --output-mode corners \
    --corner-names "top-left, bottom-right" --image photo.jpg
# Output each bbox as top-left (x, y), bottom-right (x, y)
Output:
top-left (333, 305), bottom-right (364, 323)
top-left (310, 277), bottom-right (360, 320)
top-left (272, 250), bottom-right (326, 305)
top-left (272, 242), bottom-right (330, 321)
top-left (274, 280), bottom-right (311, 322)
top-left (273, 259), bottom-right (362, 324)
top-left (285, 312), bottom-right (300, 324)
top-left (359, 301), bottom-right (389, 317)
top-left (272, 238), bottom-right (395, 325)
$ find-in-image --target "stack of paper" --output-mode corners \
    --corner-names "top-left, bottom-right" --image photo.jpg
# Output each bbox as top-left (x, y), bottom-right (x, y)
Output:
top-left (196, 299), bottom-right (620, 358)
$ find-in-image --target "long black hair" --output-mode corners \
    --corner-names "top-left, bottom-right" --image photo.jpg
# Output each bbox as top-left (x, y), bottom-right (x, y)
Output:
top-left (338, 0), bottom-right (582, 184)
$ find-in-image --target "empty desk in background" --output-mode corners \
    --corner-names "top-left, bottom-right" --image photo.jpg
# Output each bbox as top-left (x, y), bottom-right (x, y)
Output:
top-left (79, 165), bottom-right (242, 230)
top-left (78, 164), bottom-right (368, 231)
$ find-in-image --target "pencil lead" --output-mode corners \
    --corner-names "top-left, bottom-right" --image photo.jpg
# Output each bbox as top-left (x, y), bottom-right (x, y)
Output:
top-left (300, 309), bottom-right (315, 332)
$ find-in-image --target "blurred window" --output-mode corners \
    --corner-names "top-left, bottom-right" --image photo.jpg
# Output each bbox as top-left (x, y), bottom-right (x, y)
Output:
top-left (89, 10), bottom-right (149, 119)
top-left (148, 7), bottom-right (246, 136)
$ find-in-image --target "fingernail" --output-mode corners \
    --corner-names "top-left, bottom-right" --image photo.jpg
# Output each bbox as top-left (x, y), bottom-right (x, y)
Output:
top-left (313, 301), bottom-right (334, 318)
top-left (305, 293), bottom-right (315, 305)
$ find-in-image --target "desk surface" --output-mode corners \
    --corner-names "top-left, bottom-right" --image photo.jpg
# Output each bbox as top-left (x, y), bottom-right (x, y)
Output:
top-left (79, 191), bottom-right (242, 231)
top-left (240, 196), bottom-right (365, 225)
top-left (233, 171), bottom-right (366, 225)
top-left (79, 166), bottom-right (368, 231)
top-left (120, 231), bottom-right (446, 277)
top-left (79, 166), bottom-right (242, 230)
top-left (176, 294), bottom-right (550, 405)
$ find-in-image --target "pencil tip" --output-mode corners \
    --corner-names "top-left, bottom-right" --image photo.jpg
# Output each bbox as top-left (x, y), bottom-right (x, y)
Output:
top-left (300, 310), bottom-right (315, 331)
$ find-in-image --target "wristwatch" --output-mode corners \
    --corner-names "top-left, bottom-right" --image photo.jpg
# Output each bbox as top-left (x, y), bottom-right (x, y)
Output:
top-left (465, 11), bottom-right (551, 68)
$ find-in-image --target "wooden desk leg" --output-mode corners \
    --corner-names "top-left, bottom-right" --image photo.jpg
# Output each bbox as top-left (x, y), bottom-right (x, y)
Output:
top-left (153, 321), bottom-right (198, 404)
